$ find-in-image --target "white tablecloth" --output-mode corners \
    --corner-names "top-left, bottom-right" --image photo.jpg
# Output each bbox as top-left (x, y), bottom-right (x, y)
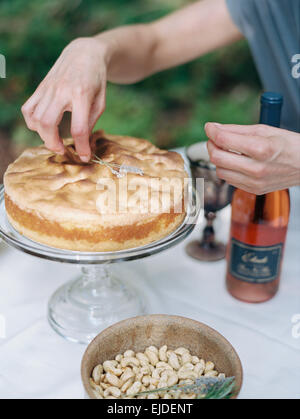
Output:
top-left (0, 187), bottom-right (299, 399)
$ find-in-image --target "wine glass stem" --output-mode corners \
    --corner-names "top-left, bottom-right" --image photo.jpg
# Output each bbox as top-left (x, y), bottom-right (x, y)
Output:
top-left (201, 212), bottom-right (216, 248)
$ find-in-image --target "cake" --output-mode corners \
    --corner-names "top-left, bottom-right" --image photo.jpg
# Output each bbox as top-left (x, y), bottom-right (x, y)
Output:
top-left (4, 131), bottom-right (187, 251)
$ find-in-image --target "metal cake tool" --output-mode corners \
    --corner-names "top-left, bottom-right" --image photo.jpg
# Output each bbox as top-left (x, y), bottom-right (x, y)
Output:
top-left (92, 154), bottom-right (144, 178)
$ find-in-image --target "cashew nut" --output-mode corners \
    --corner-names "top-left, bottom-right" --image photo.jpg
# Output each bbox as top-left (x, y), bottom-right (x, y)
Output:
top-left (124, 350), bottom-right (135, 358)
top-left (191, 356), bottom-right (200, 365)
top-left (103, 360), bottom-right (122, 376)
top-left (142, 375), bottom-right (151, 387)
top-left (126, 381), bottom-right (142, 396)
top-left (136, 352), bottom-right (149, 366)
top-left (145, 348), bottom-right (159, 366)
top-left (168, 352), bottom-right (180, 370)
top-left (156, 361), bottom-right (173, 370)
top-left (106, 371), bottom-right (121, 388)
top-left (204, 361), bottom-right (215, 372)
top-left (204, 370), bottom-right (218, 377)
top-left (120, 367), bottom-right (135, 384)
top-left (181, 352), bottom-right (192, 365)
top-left (121, 378), bottom-right (134, 393)
top-left (104, 386), bottom-right (121, 398)
top-left (158, 345), bottom-right (168, 362)
top-left (115, 354), bottom-right (123, 362)
top-left (121, 357), bottom-right (140, 368)
top-left (174, 347), bottom-right (189, 356)
top-left (161, 370), bottom-right (179, 386)
top-left (92, 364), bottom-right (103, 385)
top-left (194, 362), bottom-right (204, 376)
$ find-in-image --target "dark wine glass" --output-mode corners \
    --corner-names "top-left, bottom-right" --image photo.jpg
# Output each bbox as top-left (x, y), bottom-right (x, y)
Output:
top-left (185, 143), bottom-right (234, 262)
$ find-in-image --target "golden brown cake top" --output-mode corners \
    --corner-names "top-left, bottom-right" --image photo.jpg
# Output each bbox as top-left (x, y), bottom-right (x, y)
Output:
top-left (4, 131), bottom-right (187, 227)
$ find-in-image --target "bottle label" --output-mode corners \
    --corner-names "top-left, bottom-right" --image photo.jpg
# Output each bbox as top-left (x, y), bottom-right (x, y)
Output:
top-left (229, 238), bottom-right (283, 284)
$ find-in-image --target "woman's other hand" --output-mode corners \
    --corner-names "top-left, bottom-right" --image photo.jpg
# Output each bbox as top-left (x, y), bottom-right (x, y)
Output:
top-left (205, 122), bottom-right (300, 194)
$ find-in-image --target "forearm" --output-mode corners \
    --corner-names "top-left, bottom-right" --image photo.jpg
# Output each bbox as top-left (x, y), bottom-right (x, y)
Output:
top-left (95, 0), bottom-right (242, 84)
top-left (150, 0), bottom-right (242, 72)
top-left (94, 24), bottom-right (157, 84)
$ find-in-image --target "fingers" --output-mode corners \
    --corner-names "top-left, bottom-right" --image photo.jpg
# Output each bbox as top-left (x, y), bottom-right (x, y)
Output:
top-left (206, 123), bottom-right (276, 136)
top-left (207, 123), bottom-right (299, 142)
top-left (207, 141), bottom-right (281, 194)
top-left (207, 140), bottom-right (267, 178)
top-left (22, 91), bottom-right (66, 154)
top-left (36, 99), bottom-right (68, 154)
top-left (71, 83), bottom-right (107, 160)
top-left (71, 97), bottom-right (92, 162)
top-left (205, 122), bottom-right (275, 161)
top-left (22, 87), bottom-right (105, 162)
top-left (21, 93), bottom-right (41, 131)
top-left (88, 88), bottom-right (106, 132)
top-left (215, 167), bottom-right (267, 195)
top-left (39, 125), bottom-right (64, 155)
top-left (21, 79), bottom-right (50, 129)
top-left (23, 88), bottom-right (94, 161)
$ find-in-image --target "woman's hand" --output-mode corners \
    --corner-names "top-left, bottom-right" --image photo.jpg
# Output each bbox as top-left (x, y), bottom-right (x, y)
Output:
top-left (21, 38), bottom-right (108, 162)
top-left (205, 122), bottom-right (300, 194)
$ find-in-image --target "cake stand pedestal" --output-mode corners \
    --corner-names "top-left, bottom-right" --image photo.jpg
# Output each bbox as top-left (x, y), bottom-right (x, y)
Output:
top-left (0, 185), bottom-right (200, 344)
top-left (48, 265), bottom-right (145, 343)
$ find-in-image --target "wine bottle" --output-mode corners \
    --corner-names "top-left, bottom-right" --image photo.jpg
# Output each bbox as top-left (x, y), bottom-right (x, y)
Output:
top-left (226, 92), bottom-right (290, 303)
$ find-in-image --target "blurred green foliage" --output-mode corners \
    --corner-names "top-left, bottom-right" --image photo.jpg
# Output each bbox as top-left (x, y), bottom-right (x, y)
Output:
top-left (0, 0), bottom-right (261, 148)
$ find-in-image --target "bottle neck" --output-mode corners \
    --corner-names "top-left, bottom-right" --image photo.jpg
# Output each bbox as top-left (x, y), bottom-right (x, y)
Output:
top-left (259, 93), bottom-right (283, 127)
top-left (259, 104), bottom-right (282, 127)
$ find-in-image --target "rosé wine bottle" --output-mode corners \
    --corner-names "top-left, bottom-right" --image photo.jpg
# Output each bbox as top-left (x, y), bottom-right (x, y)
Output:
top-left (226, 92), bottom-right (290, 303)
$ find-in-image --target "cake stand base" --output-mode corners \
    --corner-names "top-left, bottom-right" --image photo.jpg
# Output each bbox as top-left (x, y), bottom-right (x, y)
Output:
top-left (48, 265), bottom-right (146, 344)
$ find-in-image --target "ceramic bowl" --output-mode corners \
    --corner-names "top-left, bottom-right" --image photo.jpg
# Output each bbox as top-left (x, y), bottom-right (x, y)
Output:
top-left (81, 314), bottom-right (243, 399)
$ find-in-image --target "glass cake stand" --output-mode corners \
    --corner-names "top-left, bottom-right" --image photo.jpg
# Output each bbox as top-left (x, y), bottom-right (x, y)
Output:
top-left (0, 184), bottom-right (200, 344)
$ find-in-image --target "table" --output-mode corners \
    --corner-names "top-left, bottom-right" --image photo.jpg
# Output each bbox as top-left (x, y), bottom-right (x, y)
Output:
top-left (0, 187), bottom-right (299, 399)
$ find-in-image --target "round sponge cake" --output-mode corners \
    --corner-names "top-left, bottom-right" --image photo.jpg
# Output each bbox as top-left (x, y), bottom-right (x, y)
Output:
top-left (4, 131), bottom-right (187, 251)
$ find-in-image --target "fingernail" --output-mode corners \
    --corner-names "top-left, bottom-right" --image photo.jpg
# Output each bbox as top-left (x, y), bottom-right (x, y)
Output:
top-left (80, 155), bottom-right (90, 163)
top-left (205, 122), bottom-right (222, 130)
top-left (54, 148), bottom-right (65, 155)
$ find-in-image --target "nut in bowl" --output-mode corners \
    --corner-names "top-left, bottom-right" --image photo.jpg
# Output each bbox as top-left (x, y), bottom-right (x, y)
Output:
top-left (81, 315), bottom-right (243, 399)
